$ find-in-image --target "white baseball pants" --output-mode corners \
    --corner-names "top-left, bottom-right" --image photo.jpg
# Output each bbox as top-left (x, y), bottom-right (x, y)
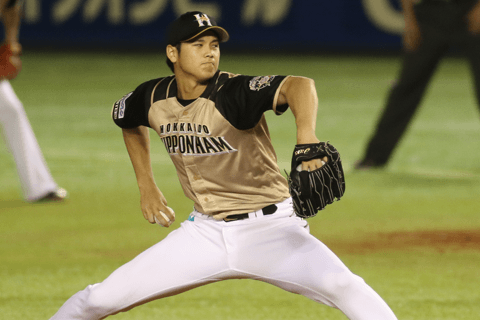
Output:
top-left (0, 80), bottom-right (58, 201)
top-left (50, 198), bottom-right (397, 320)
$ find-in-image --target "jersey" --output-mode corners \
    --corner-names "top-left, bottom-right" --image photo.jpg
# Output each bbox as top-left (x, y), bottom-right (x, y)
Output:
top-left (112, 71), bottom-right (292, 220)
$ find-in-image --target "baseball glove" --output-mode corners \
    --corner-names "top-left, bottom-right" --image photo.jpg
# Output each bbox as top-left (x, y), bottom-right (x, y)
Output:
top-left (287, 142), bottom-right (345, 218)
top-left (0, 43), bottom-right (22, 80)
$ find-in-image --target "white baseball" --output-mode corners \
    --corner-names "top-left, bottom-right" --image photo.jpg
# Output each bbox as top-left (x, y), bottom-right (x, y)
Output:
top-left (154, 207), bottom-right (175, 226)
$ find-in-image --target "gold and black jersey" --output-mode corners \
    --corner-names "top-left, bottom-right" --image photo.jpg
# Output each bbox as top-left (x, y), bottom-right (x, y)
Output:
top-left (113, 71), bottom-right (291, 220)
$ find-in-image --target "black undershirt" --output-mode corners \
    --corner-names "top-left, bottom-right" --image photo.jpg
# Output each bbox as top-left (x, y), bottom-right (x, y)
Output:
top-left (6, 0), bottom-right (18, 8)
top-left (177, 98), bottom-right (197, 107)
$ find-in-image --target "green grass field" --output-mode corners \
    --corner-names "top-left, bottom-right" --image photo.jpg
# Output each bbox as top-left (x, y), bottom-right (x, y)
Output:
top-left (1, 51), bottom-right (479, 320)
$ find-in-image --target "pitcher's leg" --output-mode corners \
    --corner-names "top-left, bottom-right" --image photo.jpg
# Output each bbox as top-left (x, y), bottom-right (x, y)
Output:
top-left (234, 216), bottom-right (397, 320)
top-left (50, 219), bottom-right (230, 320)
top-left (280, 229), bottom-right (396, 319)
top-left (0, 80), bottom-right (57, 200)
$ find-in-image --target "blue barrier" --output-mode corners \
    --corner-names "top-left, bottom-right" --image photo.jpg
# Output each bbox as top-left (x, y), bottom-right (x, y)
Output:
top-left (15, 0), bottom-right (403, 50)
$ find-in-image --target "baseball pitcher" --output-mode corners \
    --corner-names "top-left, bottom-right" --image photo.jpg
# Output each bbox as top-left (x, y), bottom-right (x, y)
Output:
top-left (49, 11), bottom-right (398, 320)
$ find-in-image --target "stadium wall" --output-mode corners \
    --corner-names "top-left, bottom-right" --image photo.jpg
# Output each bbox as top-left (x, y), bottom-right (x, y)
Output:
top-left (15, 0), bottom-right (404, 52)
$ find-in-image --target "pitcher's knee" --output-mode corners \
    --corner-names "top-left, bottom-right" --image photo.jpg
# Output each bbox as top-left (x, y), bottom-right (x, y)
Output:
top-left (82, 284), bottom-right (121, 318)
top-left (322, 271), bottom-right (366, 299)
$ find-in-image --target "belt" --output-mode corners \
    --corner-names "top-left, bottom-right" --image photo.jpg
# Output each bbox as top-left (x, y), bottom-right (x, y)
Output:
top-left (223, 204), bottom-right (277, 222)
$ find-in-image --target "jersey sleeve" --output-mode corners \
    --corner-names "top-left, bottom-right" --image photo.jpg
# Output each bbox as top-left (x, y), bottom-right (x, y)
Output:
top-left (112, 79), bottom-right (161, 129)
top-left (216, 75), bottom-right (290, 130)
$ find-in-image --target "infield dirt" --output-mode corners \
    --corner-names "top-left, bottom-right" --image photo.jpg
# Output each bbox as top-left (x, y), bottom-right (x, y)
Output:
top-left (326, 229), bottom-right (480, 254)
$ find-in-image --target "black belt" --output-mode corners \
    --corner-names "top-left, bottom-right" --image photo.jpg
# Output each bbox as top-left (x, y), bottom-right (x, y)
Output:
top-left (223, 204), bottom-right (277, 222)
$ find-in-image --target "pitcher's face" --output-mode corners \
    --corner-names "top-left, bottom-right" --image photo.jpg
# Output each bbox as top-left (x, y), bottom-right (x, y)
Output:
top-left (175, 32), bottom-right (220, 83)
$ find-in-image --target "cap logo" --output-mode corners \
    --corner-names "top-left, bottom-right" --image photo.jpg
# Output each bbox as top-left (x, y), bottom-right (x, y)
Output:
top-left (194, 13), bottom-right (212, 27)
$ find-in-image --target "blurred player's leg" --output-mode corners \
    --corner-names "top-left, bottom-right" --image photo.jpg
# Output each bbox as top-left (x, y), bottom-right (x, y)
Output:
top-left (461, 23), bottom-right (480, 113)
top-left (357, 23), bottom-right (449, 168)
top-left (0, 80), bottom-right (58, 201)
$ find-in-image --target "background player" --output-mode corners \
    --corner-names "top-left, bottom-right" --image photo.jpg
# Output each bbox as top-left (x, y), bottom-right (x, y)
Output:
top-left (356, 0), bottom-right (480, 169)
top-left (0, 0), bottom-right (67, 202)
top-left (49, 11), bottom-right (398, 320)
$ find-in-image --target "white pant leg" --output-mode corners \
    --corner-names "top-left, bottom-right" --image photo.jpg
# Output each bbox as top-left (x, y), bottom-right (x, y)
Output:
top-left (228, 200), bottom-right (398, 320)
top-left (50, 217), bottom-right (233, 320)
top-left (0, 80), bottom-right (57, 201)
top-left (50, 199), bottom-right (397, 320)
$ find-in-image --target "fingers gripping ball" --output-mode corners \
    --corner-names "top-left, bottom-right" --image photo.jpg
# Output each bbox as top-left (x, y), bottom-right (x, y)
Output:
top-left (0, 43), bottom-right (22, 80)
top-left (154, 207), bottom-right (175, 226)
top-left (288, 142), bottom-right (346, 218)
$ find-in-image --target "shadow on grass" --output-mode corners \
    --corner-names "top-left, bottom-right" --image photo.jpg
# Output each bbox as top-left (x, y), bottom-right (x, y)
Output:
top-left (0, 199), bottom-right (31, 210)
top-left (0, 198), bottom-right (68, 210)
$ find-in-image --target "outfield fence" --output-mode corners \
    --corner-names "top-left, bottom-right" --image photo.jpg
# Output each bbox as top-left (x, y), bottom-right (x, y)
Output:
top-left (12, 0), bottom-right (403, 51)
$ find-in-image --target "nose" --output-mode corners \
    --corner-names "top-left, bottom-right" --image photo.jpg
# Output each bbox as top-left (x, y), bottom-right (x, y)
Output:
top-left (204, 45), bottom-right (217, 58)
top-left (205, 49), bottom-right (214, 57)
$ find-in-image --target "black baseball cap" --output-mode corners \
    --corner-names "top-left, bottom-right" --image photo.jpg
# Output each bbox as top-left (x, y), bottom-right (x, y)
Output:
top-left (166, 11), bottom-right (229, 46)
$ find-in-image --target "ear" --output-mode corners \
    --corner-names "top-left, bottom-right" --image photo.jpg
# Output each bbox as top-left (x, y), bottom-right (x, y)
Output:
top-left (166, 45), bottom-right (178, 64)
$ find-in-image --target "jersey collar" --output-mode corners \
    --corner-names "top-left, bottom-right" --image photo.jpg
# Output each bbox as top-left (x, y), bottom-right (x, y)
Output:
top-left (167, 71), bottom-right (221, 101)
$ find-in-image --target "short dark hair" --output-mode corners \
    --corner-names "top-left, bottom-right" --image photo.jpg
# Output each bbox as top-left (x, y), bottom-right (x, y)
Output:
top-left (166, 43), bottom-right (182, 73)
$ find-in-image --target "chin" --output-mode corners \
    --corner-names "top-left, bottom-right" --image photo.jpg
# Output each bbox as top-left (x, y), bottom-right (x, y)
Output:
top-left (198, 69), bottom-right (217, 82)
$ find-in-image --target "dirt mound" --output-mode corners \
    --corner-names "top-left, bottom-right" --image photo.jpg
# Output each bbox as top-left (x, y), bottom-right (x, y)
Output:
top-left (327, 229), bottom-right (480, 253)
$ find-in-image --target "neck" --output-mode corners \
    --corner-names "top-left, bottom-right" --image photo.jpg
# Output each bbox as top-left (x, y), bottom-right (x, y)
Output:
top-left (175, 75), bottom-right (209, 100)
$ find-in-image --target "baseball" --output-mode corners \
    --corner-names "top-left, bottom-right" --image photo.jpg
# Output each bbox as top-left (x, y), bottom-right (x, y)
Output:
top-left (154, 207), bottom-right (175, 226)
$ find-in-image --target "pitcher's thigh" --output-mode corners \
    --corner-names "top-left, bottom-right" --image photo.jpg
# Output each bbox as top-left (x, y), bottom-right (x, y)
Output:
top-left (78, 222), bottom-right (230, 317)
top-left (240, 223), bottom-right (361, 307)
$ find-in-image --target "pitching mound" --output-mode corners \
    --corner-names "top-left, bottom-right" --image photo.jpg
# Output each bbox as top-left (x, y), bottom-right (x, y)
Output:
top-left (327, 229), bottom-right (480, 253)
